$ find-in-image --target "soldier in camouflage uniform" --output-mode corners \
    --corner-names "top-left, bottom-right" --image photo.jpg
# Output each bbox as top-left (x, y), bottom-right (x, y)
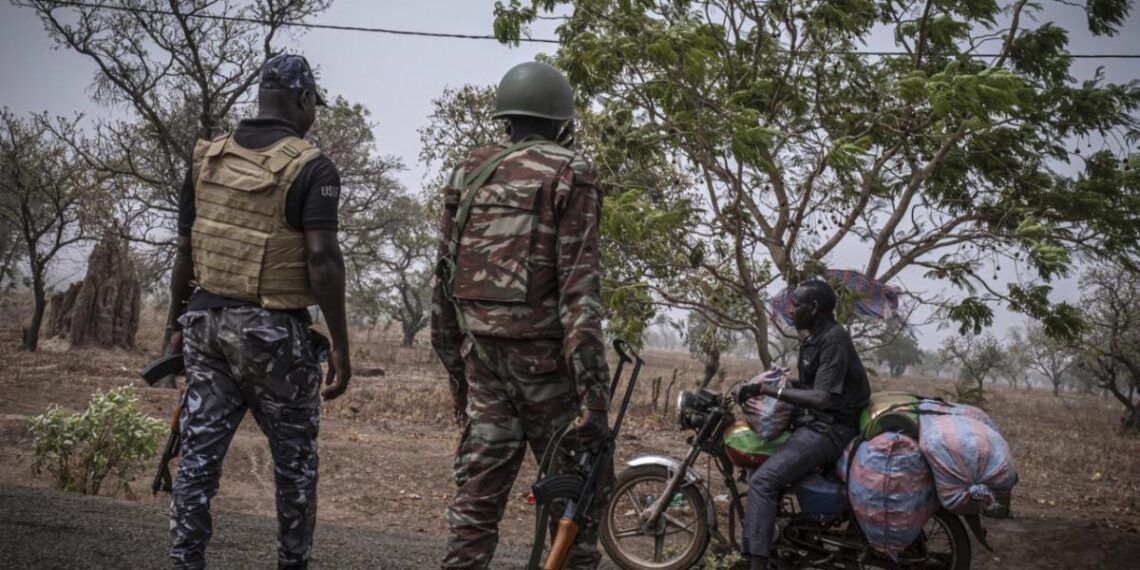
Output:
top-left (164, 54), bottom-right (353, 570)
top-left (431, 61), bottom-right (613, 570)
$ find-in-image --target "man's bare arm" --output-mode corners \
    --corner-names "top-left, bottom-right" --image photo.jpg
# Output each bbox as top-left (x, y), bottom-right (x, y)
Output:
top-left (163, 236), bottom-right (195, 353)
top-left (305, 229), bottom-right (351, 400)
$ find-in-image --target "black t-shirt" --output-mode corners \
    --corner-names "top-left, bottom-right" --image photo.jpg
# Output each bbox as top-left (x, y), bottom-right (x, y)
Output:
top-left (795, 317), bottom-right (871, 429)
top-left (177, 118), bottom-right (341, 318)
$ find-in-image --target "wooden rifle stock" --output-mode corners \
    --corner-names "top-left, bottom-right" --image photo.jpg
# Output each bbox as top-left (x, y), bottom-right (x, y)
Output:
top-left (151, 390), bottom-right (185, 495)
top-left (543, 517), bottom-right (580, 570)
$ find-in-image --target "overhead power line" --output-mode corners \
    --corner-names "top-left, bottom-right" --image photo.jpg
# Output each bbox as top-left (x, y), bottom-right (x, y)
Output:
top-left (41, 1), bottom-right (1140, 59)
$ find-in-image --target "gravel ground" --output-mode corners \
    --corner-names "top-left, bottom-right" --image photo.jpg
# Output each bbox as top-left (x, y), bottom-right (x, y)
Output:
top-left (0, 485), bottom-right (570, 570)
top-left (4, 484), bottom-right (1139, 570)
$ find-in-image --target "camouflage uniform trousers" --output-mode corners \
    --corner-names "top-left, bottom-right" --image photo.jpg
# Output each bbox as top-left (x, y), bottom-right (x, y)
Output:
top-left (170, 306), bottom-right (321, 570)
top-left (443, 336), bottom-right (614, 570)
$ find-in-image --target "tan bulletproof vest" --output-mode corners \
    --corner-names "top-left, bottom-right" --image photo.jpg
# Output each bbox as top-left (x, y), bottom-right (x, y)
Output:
top-left (190, 134), bottom-right (321, 309)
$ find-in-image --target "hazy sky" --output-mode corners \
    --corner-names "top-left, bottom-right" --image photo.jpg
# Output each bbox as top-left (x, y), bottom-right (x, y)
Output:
top-left (1, 1), bottom-right (1138, 349)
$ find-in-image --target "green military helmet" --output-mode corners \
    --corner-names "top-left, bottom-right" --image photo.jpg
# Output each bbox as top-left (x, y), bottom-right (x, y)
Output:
top-left (492, 61), bottom-right (575, 121)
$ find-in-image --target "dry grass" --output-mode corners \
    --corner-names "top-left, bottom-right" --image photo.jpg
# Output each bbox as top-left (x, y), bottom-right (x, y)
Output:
top-left (1, 293), bottom-right (1137, 534)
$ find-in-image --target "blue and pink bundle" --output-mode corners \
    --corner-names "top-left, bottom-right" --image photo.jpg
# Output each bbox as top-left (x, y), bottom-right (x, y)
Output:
top-left (918, 405), bottom-right (1017, 516)
top-left (741, 367), bottom-right (795, 442)
top-left (847, 432), bottom-right (939, 556)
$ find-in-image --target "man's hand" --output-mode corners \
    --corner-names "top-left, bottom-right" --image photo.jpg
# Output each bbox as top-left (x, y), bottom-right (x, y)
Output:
top-left (165, 330), bottom-right (183, 356)
top-left (574, 409), bottom-right (609, 451)
top-left (736, 382), bottom-right (762, 402)
top-left (322, 347), bottom-right (352, 401)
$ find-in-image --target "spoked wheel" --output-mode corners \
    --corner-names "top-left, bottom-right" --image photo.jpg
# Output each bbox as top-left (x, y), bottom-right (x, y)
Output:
top-left (600, 464), bottom-right (711, 570)
top-left (861, 510), bottom-right (972, 570)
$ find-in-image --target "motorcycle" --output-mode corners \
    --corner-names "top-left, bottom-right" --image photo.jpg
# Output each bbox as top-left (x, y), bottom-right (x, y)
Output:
top-left (600, 387), bottom-right (975, 570)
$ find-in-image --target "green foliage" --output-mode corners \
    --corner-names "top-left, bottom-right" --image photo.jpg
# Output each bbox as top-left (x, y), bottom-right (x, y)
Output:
top-left (696, 549), bottom-right (744, 570)
top-left (494, 0), bottom-right (1140, 359)
top-left (946, 297), bottom-right (994, 335)
top-left (26, 386), bottom-right (166, 496)
top-left (939, 381), bottom-right (989, 408)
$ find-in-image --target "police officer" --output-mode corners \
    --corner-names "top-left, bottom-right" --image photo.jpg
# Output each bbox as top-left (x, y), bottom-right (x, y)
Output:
top-left (164, 54), bottom-right (352, 570)
top-left (431, 61), bottom-right (612, 570)
top-left (737, 279), bottom-right (870, 570)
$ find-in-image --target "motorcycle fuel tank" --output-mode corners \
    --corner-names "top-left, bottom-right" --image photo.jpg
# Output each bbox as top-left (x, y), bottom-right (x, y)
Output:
top-left (723, 421), bottom-right (789, 470)
top-left (794, 472), bottom-right (847, 521)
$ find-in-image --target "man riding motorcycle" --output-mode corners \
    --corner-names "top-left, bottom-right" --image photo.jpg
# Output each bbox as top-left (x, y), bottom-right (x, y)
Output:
top-left (736, 279), bottom-right (871, 570)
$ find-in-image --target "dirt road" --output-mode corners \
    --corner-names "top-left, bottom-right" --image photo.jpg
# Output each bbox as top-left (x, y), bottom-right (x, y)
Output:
top-left (0, 484), bottom-right (580, 570)
top-left (4, 484), bottom-right (1139, 570)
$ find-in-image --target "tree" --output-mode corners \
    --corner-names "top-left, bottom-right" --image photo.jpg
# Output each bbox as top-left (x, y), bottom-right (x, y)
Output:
top-left (418, 85), bottom-right (506, 191)
top-left (940, 333), bottom-right (1005, 390)
top-left (496, 0), bottom-right (1140, 366)
top-left (0, 111), bottom-right (98, 351)
top-left (997, 327), bottom-right (1034, 389)
top-left (874, 332), bottom-right (923, 377)
top-left (18, 0), bottom-right (334, 341)
top-left (307, 98), bottom-right (435, 346)
top-left (346, 195), bottom-right (434, 347)
top-left (677, 312), bottom-right (736, 388)
top-left (1022, 322), bottom-right (1078, 395)
top-left (1077, 266), bottom-right (1140, 432)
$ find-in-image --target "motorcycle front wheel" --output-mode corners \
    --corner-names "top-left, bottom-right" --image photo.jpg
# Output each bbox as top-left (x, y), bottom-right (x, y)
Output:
top-left (600, 464), bottom-right (711, 570)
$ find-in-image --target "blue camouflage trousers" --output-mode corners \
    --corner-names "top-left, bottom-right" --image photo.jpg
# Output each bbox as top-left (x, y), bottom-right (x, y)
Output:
top-left (170, 307), bottom-right (321, 570)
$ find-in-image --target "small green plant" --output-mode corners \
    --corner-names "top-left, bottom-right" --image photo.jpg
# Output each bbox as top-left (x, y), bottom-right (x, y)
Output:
top-left (27, 385), bottom-right (167, 496)
top-left (939, 381), bottom-right (988, 408)
top-left (698, 549), bottom-right (745, 570)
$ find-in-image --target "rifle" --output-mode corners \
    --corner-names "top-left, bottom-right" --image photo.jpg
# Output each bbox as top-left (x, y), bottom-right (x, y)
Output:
top-left (528, 339), bottom-right (644, 570)
top-left (141, 328), bottom-right (331, 496)
top-left (141, 353), bottom-right (186, 495)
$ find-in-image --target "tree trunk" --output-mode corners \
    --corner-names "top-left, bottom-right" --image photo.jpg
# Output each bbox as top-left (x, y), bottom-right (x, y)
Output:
top-left (23, 281), bottom-right (46, 352)
top-left (700, 351), bottom-right (720, 388)
top-left (401, 320), bottom-right (416, 347)
top-left (753, 316), bottom-right (772, 368)
top-left (1125, 404), bottom-right (1140, 434)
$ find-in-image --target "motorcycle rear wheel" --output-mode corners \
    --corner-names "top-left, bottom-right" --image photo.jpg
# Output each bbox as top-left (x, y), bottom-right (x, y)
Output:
top-left (600, 464), bottom-right (711, 570)
top-left (860, 509), bottom-right (972, 570)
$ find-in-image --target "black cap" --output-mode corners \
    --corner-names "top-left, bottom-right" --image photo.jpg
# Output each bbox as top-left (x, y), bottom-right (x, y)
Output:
top-left (259, 54), bottom-right (327, 106)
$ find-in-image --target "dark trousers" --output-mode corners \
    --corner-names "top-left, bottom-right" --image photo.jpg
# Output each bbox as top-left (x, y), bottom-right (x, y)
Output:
top-left (170, 307), bottom-right (321, 570)
top-left (742, 421), bottom-right (855, 557)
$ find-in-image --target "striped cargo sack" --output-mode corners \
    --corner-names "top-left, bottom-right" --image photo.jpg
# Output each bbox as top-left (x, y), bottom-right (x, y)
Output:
top-left (848, 432), bottom-right (938, 556)
top-left (916, 399), bottom-right (997, 430)
top-left (741, 367), bottom-right (795, 442)
top-left (919, 409), bottom-right (1017, 516)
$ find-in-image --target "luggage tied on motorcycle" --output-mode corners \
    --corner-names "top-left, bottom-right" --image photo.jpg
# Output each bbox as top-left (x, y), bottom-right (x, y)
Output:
top-left (437, 137), bottom-right (546, 373)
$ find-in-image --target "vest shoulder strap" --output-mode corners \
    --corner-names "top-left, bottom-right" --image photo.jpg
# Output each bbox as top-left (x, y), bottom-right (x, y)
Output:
top-left (264, 136), bottom-right (319, 173)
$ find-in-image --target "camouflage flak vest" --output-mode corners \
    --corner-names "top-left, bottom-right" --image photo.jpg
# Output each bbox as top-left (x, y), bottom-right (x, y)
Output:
top-left (190, 134), bottom-right (321, 310)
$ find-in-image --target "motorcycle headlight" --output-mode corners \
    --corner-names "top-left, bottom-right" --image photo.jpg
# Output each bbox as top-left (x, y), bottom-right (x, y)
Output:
top-left (676, 390), bottom-right (695, 430)
top-left (676, 389), bottom-right (720, 431)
